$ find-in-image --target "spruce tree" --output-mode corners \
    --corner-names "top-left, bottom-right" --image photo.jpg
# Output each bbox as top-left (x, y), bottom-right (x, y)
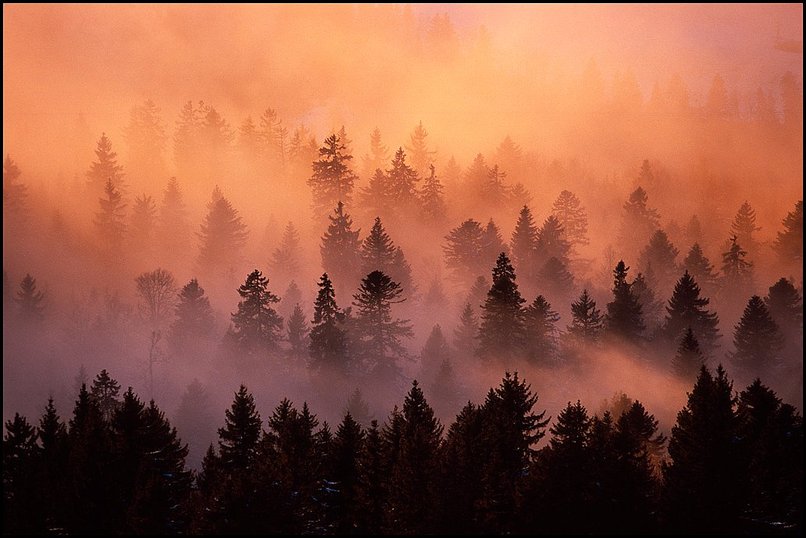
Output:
top-left (3, 413), bottom-right (39, 534)
top-left (536, 215), bottom-right (571, 267)
top-left (510, 205), bottom-right (539, 288)
top-left (418, 164), bottom-right (447, 223)
top-left (638, 229), bottom-right (679, 296)
top-left (360, 168), bottom-right (393, 218)
top-left (483, 164), bottom-right (508, 208)
top-left (632, 271), bottom-right (664, 335)
top-left (269, 221), bottom-right (301, 283)
top-left (730, 200), bottom-right (761, 256)
top-left (663, 365), bottom-right (745, 532)
top-left (169, 278), bottom-right (215, 356)
top-left (87, 132), bottom-right (126, 193)
top-left (683, 242), bottom-right (719, 298)
top-left (320, 201), bottom-right (362, 298)
top-left (360, 216), bottom-right (413, 296)
top-left (772, 200), bottom-right (803, 269)
top-left (720, 235), bottom-right (753, 293)
top-left (2, 154), bottom-right (28, 223)
top-left (129, 194), bottom-right (157, 259)
top-left (671, 327), bottom-right (705, 380)
top-left (523, 295), bottom-right (560, 366)
top-left (538, 256), bottom-right (575, 303)
top-left (218, 385), bottom-right (262, 473)
top-left (404, 121), bottom-right (436, 178)
top-left (477, 253), bottom-right (526, 363)
top-left (225, 269), bottom-right (283, 359)
top-left (361, 127), bottom-right (390, 179)
top-left (729, 296), bottom-right (784, 376)
top-left (307, 133), bottom-right (357, 216)
top-left (453, 302), bottom-right (479, 358)
top-left (418, 324), bottom-right (451, 386)
top-left (123, 99), bottom-right (167, 187)
top-left (551, 189), bottom-right (589, 254)
top-left (94, 178), bottom-right (127, 261)
top-left (605, 261), bottom-right (645, 343)
top-left (327, 412), bottom-right (365, 533)
top-left (618, 185), bottom-right (660, 262)
top-left (444, 218), bottom-right (486, 284)
top-left (662, 270), bottom-right (721, 356)
top-left (15, 273), bottom-right (45, 323)
top-left (309, 273), bottom-right (349, 374)
top-left (157, 177), bottom-right (191, 262)
top-left (481, 219), bottom-right (508, 267)
top-left (385, 147), bottom-right (420, 209)
top-left (90, 369), bottom-right (122, 424)
top-left (352, 271), bottom-right (413, 381)
top-left (286, 303), bottom-right (309, 364)
top-left (197, 186), bottom-right (248, 279)
top-left (568, 288), bottom-right (603, 342)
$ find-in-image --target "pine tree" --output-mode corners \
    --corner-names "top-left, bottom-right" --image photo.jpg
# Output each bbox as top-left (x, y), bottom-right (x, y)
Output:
top-left (729, 296), bottom-right (784, 376)
top-left (539, 256), bottom-right (575, 303)
top-left (269, 221), bottom-right (301, 283)
top-left (123, 99), bottom-right (167, 186)
top-left (15, 273), bottom-right (45, 323)
top-left (362, 128), bottom-right (390, 180)
top-left (157, 177), bottom-right (191, 262)
top-left (197, 186), bottom-right (248, 278)
top-left (360, 168), bottom-right (393, 218)
top-left (173, 380), bottom-right (216, 471)
top-left (345, 388), bottom-right (372, 427)
top-left (356, 420), bottom-right (385, 534)
top-left (418, 164), bottom-right (447, 223)
top-left (480, 219), bottom-right (508, 269)
top-left (225, 269), bottom-right (283, 360)
top-left (730, 201), bottom-right (761, 256)
top-left (386, 147), bottom-right (420, 208)
top-left (37, 397), bottom-right (68, 531)
top-left (536, 215), bottom-right (571, 267)
top-left (631, 271), bottom-right (664, 335)
top-left (551, 190), bottom-right (589, 254)
top-left (510, 205), bottom-right (539, 288)
top-left (386, 381), bottom-right (443, 534)
top-left (258, 107), bottom-right (287, 169)
top-left (764, 278), bottom-right (803, 350)
top-left (173, 101), bottom-right (203, 176)
top-left (90, 369), bottom-right (122, 424)
top-left (772, 200), bottom-right (803, 269)
top-left (720, 235), bottom-right (753, 292)
top-left (524, 295), bottom-right (560, 366)
top-left (638, 229), bottom-right (679, 297)
top-left (476, 373), bottom-right (546, 532)
top-left (360, 217), bottom-right (413, 296)
top-left (218, 385), bottom-right (262, 473)
top-left (662, 270), bottom-right (721, 356)
top-left (169, 278), bottom-right (215, 356)
top-left (568, 289), bottom-right (603, 342)
top-left (320, 201), bottom-right (362, 298)
top-left (352, 270), bottom-right (413, 382)
top-left (477, 253), bottom-right (526, 363)
top-left (129, 194), bottom-right (157, 259)
top-left (736, 380), bottom-right (803, 527)
top-left (94, 178), bottom-right (127, 261)
top-left (327, 412), bottom-right (365, 533)
top-left (309, 273), bottom-right (350, 374)
top-left (663, 365), bottom-right (745, 532)
top-left (307, 133), bottom-right (357, 217)
top-left (671, 327), bottom-right (705, 380)
top-left (3, 413), bottom-right (39, 533)
top-left (483, 164), bottom-right (508, 208)
top-left (683, 243), bottom-right (719, 298)
top-left (605, 261), bottom-right (645, 343)
top-left (286, 303), bottom-right (309, 364)
top-left (453, 302), bottom-right (479, 358)
top-left (404, 121), bottom-right (436, 178)
top-left (444, 218), bottom-right (486, 285)
top-left (3, 154), bottom-right (28, 224)
top-left (418, 324), bottom-right (451, 385)
top-left (87, 133), bottom-right (126, 193)
top-left (618, 186), bottom-right (660, 262)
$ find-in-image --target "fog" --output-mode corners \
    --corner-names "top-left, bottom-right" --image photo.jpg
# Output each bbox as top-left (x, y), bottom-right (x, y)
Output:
top-left (3, 4), bottom-right (802, 467)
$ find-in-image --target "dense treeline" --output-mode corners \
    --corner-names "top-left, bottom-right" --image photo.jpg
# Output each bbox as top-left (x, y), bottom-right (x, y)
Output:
top-left (3, 366), bottom-right (802, 534)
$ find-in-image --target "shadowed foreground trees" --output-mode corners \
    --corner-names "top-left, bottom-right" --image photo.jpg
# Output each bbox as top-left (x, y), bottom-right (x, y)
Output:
top-left (2, 367), bottom-right (802, 535)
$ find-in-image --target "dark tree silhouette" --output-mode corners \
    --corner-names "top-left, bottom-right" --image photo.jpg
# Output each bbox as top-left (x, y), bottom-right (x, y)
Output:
top-left (169, 278), bottom-right (215, 356)
top-left (453, 302), bottom-right (479, 358)
top-left (671, 327), bottom-right (705, 380)
top-left (663, 365), bottom-right (744, 532)
top-left (286, 303), bottom-right (309, 364)
top-left (197, 186), bottom-right (248, 279)
top-left (353, 270), bottom-right (413, 382)
top-left (662, 270), bottom-right (721, 356)
top-left (683, 242), bottom-right (719, 298)
top-left (605, 261), bottom-right (644, 343)
top-left (308, 133), bottom-right (357, 217)
top-left (730, 200), bottom-right (761, 256)
top-left (618, 185), bottom-right (660, 262)
top-left (477, 253), bottom-right (526, 363)
top-left (510, 205), bottom-right (539, 288)
top-left (772, 200), bottom-right (803, 270)
top-left (320, 202), bottom-right (362, 298)
top-left (309, 273), bottom-right (350, 375)
top-left (360, 216), bottom-right (413, 297)
top-left (720, 235), bottom-right (753, 293)
top-left (523, 295), bottom-right (560, 366)
top-left (87, 132), bottom-right (126, 193)
top-left (90, 369), bottom-right (121, 424)
top-left (418, 164), bottom-right (447, 223)
top-left (225, 269), bottom-right (283, 361)
top-left (418, 324), bottom-right (451, 386)
top-left (568, 288), bottom-right (603, 342)
top-left (729, 296), bottom-right (784, 377)
top-left (15, 273), bottom-right (45, 323)
top-left (444, 218), bottom-right (486, 284)
top-left (551, 189), bottom-right (589, 254)
top-left (638, 229), bottom-right (679, 296)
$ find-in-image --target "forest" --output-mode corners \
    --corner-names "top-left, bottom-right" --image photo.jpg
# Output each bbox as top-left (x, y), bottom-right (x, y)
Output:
top-left (3, 4), bottom-right (803, 535)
